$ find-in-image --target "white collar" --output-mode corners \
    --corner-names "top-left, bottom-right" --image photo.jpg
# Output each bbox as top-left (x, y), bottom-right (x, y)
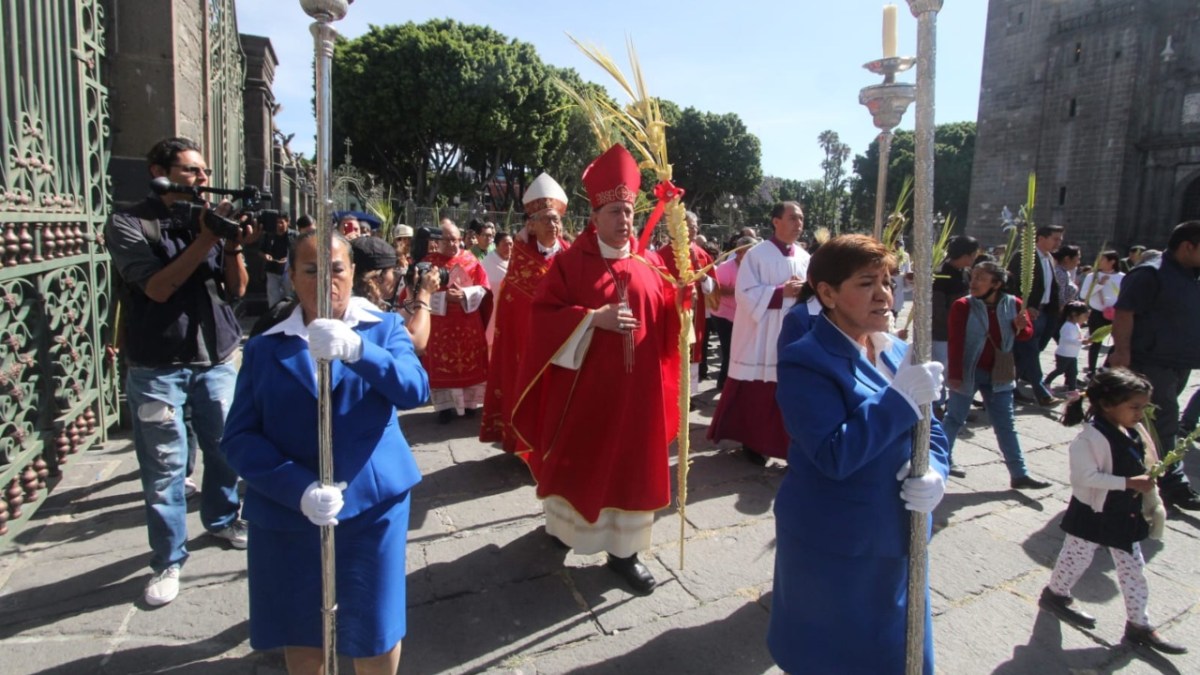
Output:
top-left (829, 320), bottom-right (896, 376)
top-left (263, 295), bottom-right (383, 341)
top-left (536, 239), bottom-right (562, 256)
top-left (597, 236), bottom-right (630, 260)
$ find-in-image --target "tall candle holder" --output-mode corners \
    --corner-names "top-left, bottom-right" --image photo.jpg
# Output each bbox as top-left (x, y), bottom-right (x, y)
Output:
top-left (300, 2), bottom-right (351, 673)
top-left (903, 4), bottom-right (943, 675)
top-left (859, 56), bottom-right (916, 239)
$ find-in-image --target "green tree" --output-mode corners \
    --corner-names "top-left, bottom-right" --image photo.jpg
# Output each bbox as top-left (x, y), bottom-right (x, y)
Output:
top-left (666, 107), bottom-right (763, 218)
top-left (850, 121), bottom-right (976, 227)
top-left (736, 176), bottom-right (813, 234)
top-left (809, 130), bottom-right (852, 233)
top-left (332, 20), bottom-right (572, 207)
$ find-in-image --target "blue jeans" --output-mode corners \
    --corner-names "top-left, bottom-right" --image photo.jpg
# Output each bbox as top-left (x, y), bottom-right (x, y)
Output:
top-left (942, 368), bottom-right (1028, 479)
top-left (931, 341), bottom-right (949, 407)
top-left (127, 363), bottom-right (241, 572)
top-left (1013, 309), bottom-right (1054, 400)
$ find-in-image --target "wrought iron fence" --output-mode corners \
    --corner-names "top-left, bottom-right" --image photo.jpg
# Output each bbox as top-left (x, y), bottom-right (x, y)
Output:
top-left (0, 0), bottom-right (115, 537)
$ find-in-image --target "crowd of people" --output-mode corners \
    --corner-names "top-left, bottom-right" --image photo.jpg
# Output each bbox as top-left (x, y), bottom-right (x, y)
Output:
top-left (106, 135), bottom-right (1200, 673)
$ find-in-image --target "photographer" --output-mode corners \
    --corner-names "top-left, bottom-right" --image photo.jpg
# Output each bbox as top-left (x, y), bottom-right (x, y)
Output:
top-left (105, 137), bottom-right (253, 607)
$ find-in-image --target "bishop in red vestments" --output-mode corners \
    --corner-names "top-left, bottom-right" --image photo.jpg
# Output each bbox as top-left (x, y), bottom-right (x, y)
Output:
top-left (422, 220), bottom-right (491, 423)
top-left (511, 144), bottom-right (680, 595)
top-left (480, 173), bottom-right (571, 453)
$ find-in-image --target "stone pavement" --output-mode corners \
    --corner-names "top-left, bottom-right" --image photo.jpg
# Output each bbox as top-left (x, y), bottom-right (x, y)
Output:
top-left (1, 357), bottom-right (1199, 674)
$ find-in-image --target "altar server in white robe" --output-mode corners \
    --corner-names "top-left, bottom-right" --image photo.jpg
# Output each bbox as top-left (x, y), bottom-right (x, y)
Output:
top-left (708, 201), bottom-right (810, 464)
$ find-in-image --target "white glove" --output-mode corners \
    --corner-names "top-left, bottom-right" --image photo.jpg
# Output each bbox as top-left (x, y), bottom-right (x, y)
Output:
top-left (300, 481), bottom-right (346, 526)
top-left (890, 352), bottom-right (944, 408)
top-left (308, 319), bottom-right (363, 362)
top-left (895, 460), bottom-right (946, 514)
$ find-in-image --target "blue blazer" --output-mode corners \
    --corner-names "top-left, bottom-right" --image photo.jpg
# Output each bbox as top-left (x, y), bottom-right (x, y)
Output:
top-left (775, 315), bottom-right (949, 558)
top-left (223, 311), bottom-right (430, 531)
top-left (776, 297), bottom-right (821, 355)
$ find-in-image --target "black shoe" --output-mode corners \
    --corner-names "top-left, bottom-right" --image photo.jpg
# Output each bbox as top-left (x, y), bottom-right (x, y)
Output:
top-left (437, 409), bottom-right (455, 425)
top-left (463, 408), bottom-right (477, 418)
top-left (743, 447), bottom-right (768, 466)
top-left (971, 397), bottom-right (986, 410)
top-left (1163, 488), bottom-right (1200, 512)
top-left (1038, 588), bottom-right (1097, 629)
top-left (1013, 390), bottom-right (1035, 405)
top-left (1011, 475), bottom-right (1052, 490)
top-left (1037, 396), bottom-right (1065, 408)
top-left (948, 465), bottom-right (967, 478)
top-left (607, 553), bottom-right (656, 595)
top-left (1124, 621), bottom-right (1188, 654)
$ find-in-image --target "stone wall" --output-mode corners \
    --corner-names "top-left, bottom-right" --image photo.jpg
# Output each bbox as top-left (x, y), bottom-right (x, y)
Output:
top-left (968, 0), bottom-right (1200, 255)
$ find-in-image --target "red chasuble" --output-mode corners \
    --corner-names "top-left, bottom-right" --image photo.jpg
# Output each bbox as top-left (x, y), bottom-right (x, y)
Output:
top-left (511, 231), bottom-right (681, 522)
top-left (480, 237), bottom-right (569, 451)
top-left (421, 250), bottom-right (491, 389)
top-left (661, 242), bottom-right (714, 363)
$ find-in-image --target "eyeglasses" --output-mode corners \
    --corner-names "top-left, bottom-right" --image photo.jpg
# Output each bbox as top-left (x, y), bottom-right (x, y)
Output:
top-left (173, 164), bottom-right (213, 177)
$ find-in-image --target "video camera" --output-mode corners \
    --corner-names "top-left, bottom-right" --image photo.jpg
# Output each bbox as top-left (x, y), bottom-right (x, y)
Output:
top-left (150, 177), bottom-right (278, 240)
top-left (406, 226), bottom-right (450, 289)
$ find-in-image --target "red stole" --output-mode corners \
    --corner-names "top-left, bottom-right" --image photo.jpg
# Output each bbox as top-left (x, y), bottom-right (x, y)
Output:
top-left (421, 250), bottom-right (491, 389)
top-left (480, 238), bottom-right (569, 451)
top-left (511, 232), bottom-right (681, 522)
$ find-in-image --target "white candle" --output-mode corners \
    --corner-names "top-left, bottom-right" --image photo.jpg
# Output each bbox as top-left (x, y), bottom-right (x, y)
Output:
top-left (883, 4), bottom-right (898, 58)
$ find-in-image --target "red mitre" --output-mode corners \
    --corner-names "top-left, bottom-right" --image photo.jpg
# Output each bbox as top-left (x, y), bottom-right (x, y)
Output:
top-left (582, 144), bottom-right (640, 210)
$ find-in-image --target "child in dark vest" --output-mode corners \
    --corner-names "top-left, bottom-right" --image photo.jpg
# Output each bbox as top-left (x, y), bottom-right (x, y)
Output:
top-left (1038, 368), bottom-right (1185, 655)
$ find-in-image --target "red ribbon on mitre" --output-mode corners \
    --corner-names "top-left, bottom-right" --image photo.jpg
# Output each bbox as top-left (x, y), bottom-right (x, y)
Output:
top-left (637, 180), bottom-right (686, 252)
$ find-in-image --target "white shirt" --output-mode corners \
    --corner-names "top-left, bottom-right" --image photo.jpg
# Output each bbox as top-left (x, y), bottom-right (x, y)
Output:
top-left (263, 295), bottom-right (383, 341)
top-left (1055, 321), bottom-right (1084, 358)
top-left (482, 250), bottom-right (509, 290)
top-left (1038, 249), bottom-right (1053, 307)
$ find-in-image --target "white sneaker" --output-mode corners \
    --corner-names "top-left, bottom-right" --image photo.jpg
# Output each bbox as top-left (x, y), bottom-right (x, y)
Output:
top-left (208, 519), bottom-right (249, 549)
top-left (183, 477), bottom-right (199, 498)
top-left (144, 565), bottom-right (181, 606)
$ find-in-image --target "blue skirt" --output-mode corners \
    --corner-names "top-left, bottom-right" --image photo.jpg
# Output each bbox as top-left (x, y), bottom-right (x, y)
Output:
top-left (767, 526), bottom-right (934, 675)
top-left (247, 493), bottom-right (411, 658)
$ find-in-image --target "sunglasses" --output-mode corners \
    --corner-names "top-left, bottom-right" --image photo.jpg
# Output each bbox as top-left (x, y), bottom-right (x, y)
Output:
top-left (173, 164), bottom-right (213, 177)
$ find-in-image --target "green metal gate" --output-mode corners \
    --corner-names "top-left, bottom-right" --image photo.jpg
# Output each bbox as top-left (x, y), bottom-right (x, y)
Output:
top-left (0, 0), bottom-right (115, 538)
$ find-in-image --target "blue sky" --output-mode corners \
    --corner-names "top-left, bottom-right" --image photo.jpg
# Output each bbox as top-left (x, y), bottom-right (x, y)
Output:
top-left (236, 1), bottom-right (988, 181)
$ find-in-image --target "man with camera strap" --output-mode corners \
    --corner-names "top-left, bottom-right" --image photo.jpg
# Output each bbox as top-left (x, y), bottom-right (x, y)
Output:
top-left (106, 136), bottom-right (255, 607)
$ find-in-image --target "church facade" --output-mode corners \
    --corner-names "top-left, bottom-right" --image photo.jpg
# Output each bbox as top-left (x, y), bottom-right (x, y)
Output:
top-left (968, 0), bottom-right (1200, 253)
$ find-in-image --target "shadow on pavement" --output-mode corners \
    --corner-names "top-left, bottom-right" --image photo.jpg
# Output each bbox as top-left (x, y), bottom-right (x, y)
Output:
top-left (403, 528), bottom-right (587, 674)
top-left (29, 622), bottom-right (276, 675)
top-left (674, 452), bottom-right (783, 518)
top-left (992, 607), bottom-right (1181, 675)
top-left (408, 452), bottom-right (532, 534)
top-left (568, 600), bottom-right (774, 675)
top-left (933, 489), bottom-right (1045, 536)
top-left (0, 555), bottom-right (151, 639)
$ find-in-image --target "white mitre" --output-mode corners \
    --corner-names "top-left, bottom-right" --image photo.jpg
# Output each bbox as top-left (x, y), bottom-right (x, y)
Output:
top-left (523, 173), bottom-right (568, 216)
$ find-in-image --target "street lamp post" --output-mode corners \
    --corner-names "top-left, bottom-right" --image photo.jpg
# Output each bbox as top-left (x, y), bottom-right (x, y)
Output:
top-left (300, 1), bottom-right (350, 673)
top-left (723, 197), bottom-right (739, 240)
top-left (859, 57), bottom-right (916, 240)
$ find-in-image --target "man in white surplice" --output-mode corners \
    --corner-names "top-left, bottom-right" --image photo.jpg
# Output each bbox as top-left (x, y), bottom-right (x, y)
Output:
top-left (708, 201), bottom-right (810, 464)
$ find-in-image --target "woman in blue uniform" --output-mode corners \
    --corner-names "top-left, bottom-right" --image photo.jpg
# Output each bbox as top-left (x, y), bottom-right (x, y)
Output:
top-left (769, 234), bottom-right (949, 674)
top-left (223, 231), bottom-right (429, 674)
